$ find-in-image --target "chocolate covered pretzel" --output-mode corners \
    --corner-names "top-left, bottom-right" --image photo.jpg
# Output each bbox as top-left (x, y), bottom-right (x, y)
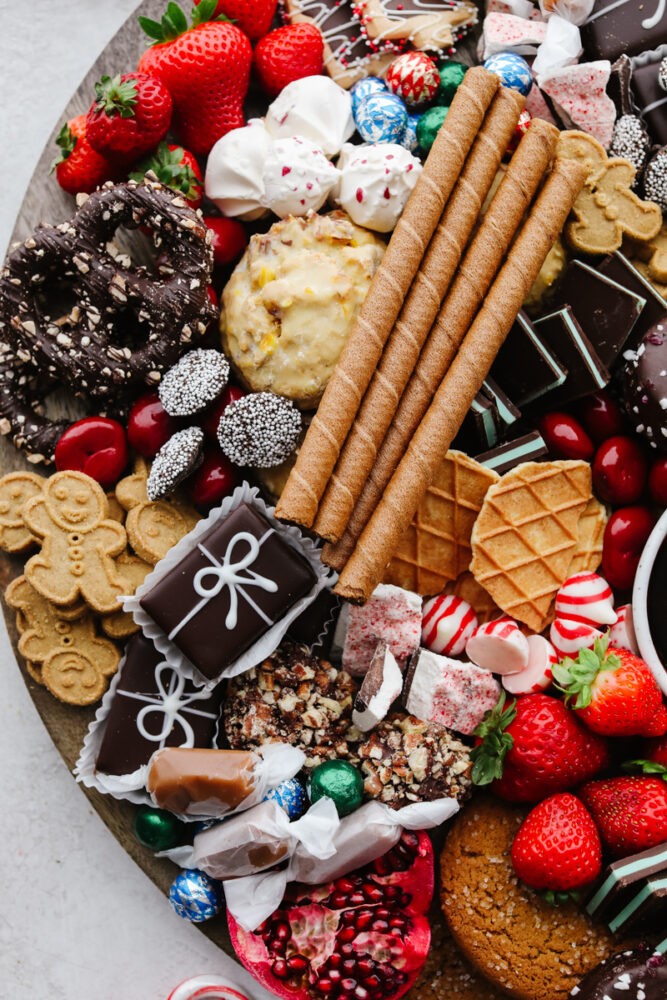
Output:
top-left (0, 176), bottom-right (215, 463)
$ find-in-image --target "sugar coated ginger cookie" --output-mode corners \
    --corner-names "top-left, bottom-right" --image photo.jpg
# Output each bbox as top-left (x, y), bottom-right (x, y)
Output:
top-left (440, 796), bottom-right (634, 1000)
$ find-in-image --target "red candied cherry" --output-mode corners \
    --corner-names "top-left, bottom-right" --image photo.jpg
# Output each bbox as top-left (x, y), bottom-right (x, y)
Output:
top-left (577, 390), bottom-right (626, 443)
top-left (648, 457), bottom-right (667, 508)
top-left (204, 217), bottom-right (248, 268)
top-left (537, 412), bottom-right (594, 461)
top-left (127, 391), bottom-right (177, 458)
top-left (189, 449), bottom-right (239, 506)
top-left (602, 505), bottom-right (655, 592)
top-left (592, 435), bottom-right (648, 505)
top-left (55, 417), bottom-right (128, 488)
top-left (207, 285), bottom-right (219, 309)
top-left (202, 385), bottom-right (246, 440)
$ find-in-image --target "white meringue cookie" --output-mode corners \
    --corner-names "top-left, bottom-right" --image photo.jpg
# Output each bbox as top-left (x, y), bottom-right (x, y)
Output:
top-left (265, 76), bottom-right (355, 157)
top-left (204, 119), bottom-right (272, 220)
top-left (263, 137), bottom-right (341, 217)
top-left (333, 143), bottom-right (422, 233)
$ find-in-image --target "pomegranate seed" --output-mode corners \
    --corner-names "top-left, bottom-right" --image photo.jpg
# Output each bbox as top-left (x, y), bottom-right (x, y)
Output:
top-left (272, 938), bottom-right (287, 955)
top-left (342, 958), bottom-right (357, 974)
top-left (399, 893), bottom-right (410, 907)
top-left (349, 892), bottom-right (366, 906)
top-left (273, 920), bottom-right (291, 941)
top-left (328, 954), bottom-right (342, 970)
top-left (329, 969), bottom-right (342, 983)
top-left (316, 978), bottom-right (335, 995)
top-left (272, 959), bottom-right (289, 980)
top-left (357, 958), bottom-right (375, 977)
top-left (371, 919), bottom-right (388, 932)
top-left (384, 886), bottom-right (400, 899)
top-left (363, 884), bottom-right (384, 903)
top-left (341, 978), bottom-right (358, 994)
top-left (365, 976), bottom-right (381, 991)
top-left (257, 920), bottom-right (269, 933)
top-left (389, 916), bottom-right (404, 928)
top-left (287, 954), bottom-right (309, 974)
top-left (396, 973), bottom-right (407, 984)
top-left (330, 891), bottom-right (349, 908)
top-left (389, 927), bottom-right (402, 936)
top-left (336, 878), bottom-right (356, 893)
top-left (338, 927), bottom-right (357, 944)
top-left (401, 831), bottom-right (419, 850)
top-left (342, 909), bottom-right (356, 925)
top-left (375, 907), bottom-right (390, 919)
top-left (340, 944), bottom-right (355, 957)
top-left (355, 989), bottom-right (369, 1000)
top-left (373, 857), bottom-right (391, 876)
top-left (354, 909), bottom-right (373, 930)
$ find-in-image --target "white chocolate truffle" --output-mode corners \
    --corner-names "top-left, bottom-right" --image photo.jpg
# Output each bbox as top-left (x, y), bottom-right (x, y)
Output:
top-left (333, 143), bottom-right (422, 233)
top-left (205, 119), bottom-right (272, 220)
top-left (263, 137), bottom-right (341, 217)
top-left (265, 76), bottom-right (355, 157)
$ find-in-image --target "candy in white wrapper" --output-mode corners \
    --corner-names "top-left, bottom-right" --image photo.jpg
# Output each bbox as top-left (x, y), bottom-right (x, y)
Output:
top-left (481, 13), bottom-right (548, 59)
top-left (223, 797), bottom-right (460, 930)
top-left (193, 798), bottom-right (339, 879)
top-left (147, 742), bottom-right (306, 820)
top-left (486, 0), bottom-right (540, 17)
top-left (205, 119), bottom-right (272, 221)
top-left (265, 76), bottom-right (355, 158)
top-left (532, 14), bottom-right (582, 78)
top-left (538, 0), bottom-right (595, 26)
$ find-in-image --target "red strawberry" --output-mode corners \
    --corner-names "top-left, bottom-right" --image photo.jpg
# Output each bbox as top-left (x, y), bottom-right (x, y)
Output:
top-left (86, 72), bottom-right (172, 163)
top-left (194, 0), bottom-right (278, 41)
top-left (644, 734), bottom-right (667, 768)
top-left (204, 216), bottom-right (247, 267)
top-left (253, 23), bottom-right (324, 98)
top-left (130, 142), bottom-right (203, 208)
top-left (579, 775), bottom-right (667, 858)
top-left (511, 793), bottom-right (602, 891)
top-left (471, 691), bottom-right (609, 803)
top-left (553, 635), bottom-right (667, 738)
top-left (138, 0), bottom-right (252, 156)
top-left (51, 116), bottom-right (117, 195)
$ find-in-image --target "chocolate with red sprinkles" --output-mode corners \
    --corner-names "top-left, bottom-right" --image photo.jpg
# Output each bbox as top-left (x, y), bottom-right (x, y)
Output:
top-left (609, 115), bottom-right (650, 179)
top-left (158, 348), bottom-right (230, 416)
top-left (643, 146), bottom-right (667, 213)
top-left (147, 426), bottom-right (204, 499)
top-left (217, 391), bottom-right (301, 468)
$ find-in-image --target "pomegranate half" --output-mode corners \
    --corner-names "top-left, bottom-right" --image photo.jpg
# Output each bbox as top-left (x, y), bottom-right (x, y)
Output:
top-left (228, 831), bottom-right (433, 1000)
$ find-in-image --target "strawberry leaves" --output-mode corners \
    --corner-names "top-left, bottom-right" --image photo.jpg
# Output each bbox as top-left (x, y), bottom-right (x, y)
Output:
top-left (50, 123), bottom-right (78, 172)
top-left (94, 74), bottom-right (139, 119)
top-left (552, 634), bottom-right (620, 709)
top-left (470, 691), bottom-right (517, 786)
top-left (622, 759), bottom-right (667, 779)
top-left (129, 142), bottom-right (200, 201)
top-left (139, 1), bottom-right (229, 44)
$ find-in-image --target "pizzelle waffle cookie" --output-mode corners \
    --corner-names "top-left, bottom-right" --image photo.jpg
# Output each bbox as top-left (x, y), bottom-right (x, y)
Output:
top-left (383, 451), bottom-right (499, 596)
top-left (444, 571), bottom-right (502, 625)
top-left (469, 460), bottom-right (592, 632)
top-left (567, 496), bottom-right (608, 576)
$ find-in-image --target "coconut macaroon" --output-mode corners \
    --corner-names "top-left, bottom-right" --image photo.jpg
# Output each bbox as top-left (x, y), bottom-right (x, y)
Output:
top-left (220, 211), bottom-right (385, 408)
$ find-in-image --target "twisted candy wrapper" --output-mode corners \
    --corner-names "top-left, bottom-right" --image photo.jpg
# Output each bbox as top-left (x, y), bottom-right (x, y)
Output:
top-left (224, 797), bottom-right (460, 930)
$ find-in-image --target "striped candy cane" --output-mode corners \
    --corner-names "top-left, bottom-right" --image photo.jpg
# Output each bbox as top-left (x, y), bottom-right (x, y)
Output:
top-left (555, 572), bottom-right (616, 628)
top-left (422, 594), bottom-right (478, 656)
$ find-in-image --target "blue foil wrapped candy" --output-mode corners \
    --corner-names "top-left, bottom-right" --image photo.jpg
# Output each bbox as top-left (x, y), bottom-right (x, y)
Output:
top-left (355, 92), bottom-right (408, 144)
top-left (169, 869), bottom-right (222, 922)
top-left (483, 53), bottom-right (533, 97)
top-left (351, 76), bottom-right (388, 117)
top-left (264, 776), bottom-right (308, 819)
top-left (400, 114), bottom-right (421, 153)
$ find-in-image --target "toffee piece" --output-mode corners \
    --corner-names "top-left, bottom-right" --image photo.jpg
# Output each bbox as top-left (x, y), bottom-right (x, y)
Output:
top-left (139, 503), bottom-right (317, 679)
top-left (95, 634), bottom-right (223, 777)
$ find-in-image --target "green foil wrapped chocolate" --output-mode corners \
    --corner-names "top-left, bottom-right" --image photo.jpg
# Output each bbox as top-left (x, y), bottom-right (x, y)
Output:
top-left (308, 760), bottom-right (364, 817)
top-left (437, 61), bottom-right (467, 105)
top-left (416, 106), bottom-right (450, 153)
top-left (133, 805), bottom-right (184, 851)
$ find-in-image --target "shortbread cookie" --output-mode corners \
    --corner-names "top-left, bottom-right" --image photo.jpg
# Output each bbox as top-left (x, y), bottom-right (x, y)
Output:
top-left (0, 471), bottom-right (43, 553)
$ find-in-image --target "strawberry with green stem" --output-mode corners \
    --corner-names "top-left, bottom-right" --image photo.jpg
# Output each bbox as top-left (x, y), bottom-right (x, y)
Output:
top-left (86, 72), bottom-right (172, 162)
top-left (511, 792), bottom-right (602, 893)
top-left (138, 0), bottom-right (252, 156)
top-left (553, 634), bottom-right (667, 738)
top-left (130, 141), bottom-right (203, 209)
top-left (253, 22), bottom-right (324, 98)
top-left (193, 0), bottom-right (278, 42)
top-left (579, 773), bottom-right (667, 857)
top-left (471, 691), bottom-right (609, 802)
top-left (51, 116), bottom-right (117, 195)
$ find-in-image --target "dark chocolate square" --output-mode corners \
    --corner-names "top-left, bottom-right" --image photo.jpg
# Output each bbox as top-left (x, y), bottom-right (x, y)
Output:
top-left (96, 634), bottom-right (223, 776)
top-left (491, 310), bottom-right (567, 407)
top-left (532, 307), bottom-right (610, 404)
top-left (452, 391), bottom-right (498, 453)
top-left (476, 431), bottom-right (548, 475)
top-left (598, 252), bottom-right (667, 354)
top-left (632, 60), bottom-right (667, 146)
top-left (553, 260), bottom-right (645, 367)
top-left (140, 503), bottom-right (317, 679)
top-left (582, 0), bottom-right (667, 63)
top-left (480, 377), bottom-right (521, 431)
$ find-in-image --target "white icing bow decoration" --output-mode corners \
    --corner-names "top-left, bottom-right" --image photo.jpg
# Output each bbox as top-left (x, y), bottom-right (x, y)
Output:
top-left (117, 662), bottom-right (219, 747)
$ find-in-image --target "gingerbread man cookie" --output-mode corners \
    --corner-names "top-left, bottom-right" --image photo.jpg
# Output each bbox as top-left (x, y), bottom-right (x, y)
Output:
top-left (100, 550), bottom-right (152, 638)
top-left (0, 471), bottom-right (44, 553)
top-left (22, 470), bottom-right (129, 613)
top-left (6, 575), bottom-right (120, 705)
top-left (556, 130), bottom-right (662, 254)
top-left (116, 458), bottom-right (200, 565)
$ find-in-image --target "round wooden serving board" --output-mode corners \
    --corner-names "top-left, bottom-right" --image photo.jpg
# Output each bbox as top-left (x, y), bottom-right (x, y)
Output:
top-left (0, 0), bottom-right (484, 988)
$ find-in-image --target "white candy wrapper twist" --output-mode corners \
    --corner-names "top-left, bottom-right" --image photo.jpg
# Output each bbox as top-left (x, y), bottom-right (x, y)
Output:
top-left (223, 797), bottom-right (460, 931)
top-left (538, 0), bottom-right (594, 25)
top-left (533, 14), bottom-right (582, 79)
top-left (147, 742), bottom-right (306, 821)
top-left (192, 798), bottom-right (340, 879)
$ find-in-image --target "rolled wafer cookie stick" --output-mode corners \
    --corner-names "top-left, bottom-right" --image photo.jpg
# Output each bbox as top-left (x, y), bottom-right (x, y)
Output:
top-left (313, 87), bottom-right (525, 543)
top-left (274, 67), bottom-right (499, 528)
top-left (323, 118), bottom-right (559, 571)
top-left (335, 157), bottom-right (588, 602)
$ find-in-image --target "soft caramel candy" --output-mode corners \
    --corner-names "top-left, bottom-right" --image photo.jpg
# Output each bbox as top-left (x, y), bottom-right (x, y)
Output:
top-left (147, 747), bottom-right (258, 816)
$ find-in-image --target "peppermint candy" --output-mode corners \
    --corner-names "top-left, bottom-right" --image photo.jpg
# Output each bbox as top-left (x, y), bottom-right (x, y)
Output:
top-left (554, 571), bottom-right (617, 628)
top-left (608, 603), bottom-right (639, 655)
top-left (421, 594), bottom-right (478, 656)
top-left (465, 616), bottom-right (529, 675)
top-left (550, 618), bottom-right (604, 661)
top-left (503, 634), bottom-right (557, 695)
